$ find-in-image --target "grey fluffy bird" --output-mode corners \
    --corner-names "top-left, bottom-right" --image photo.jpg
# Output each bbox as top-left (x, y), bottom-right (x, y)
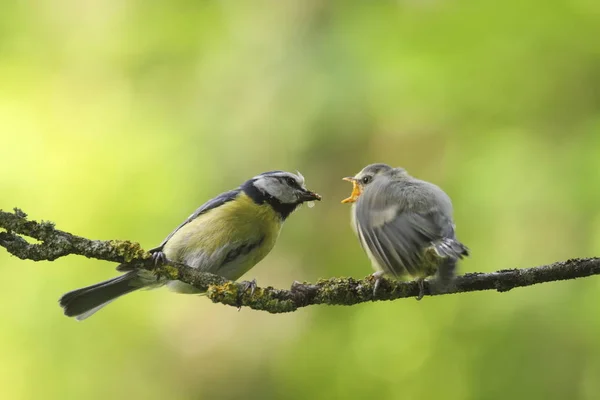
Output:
top-left (342, 163), bottom-right (469, 299)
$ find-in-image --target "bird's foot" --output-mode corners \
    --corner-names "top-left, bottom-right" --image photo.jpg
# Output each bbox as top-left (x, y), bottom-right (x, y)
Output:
top-left (415, 278), bottom-right (425, 301)
top-left (241, 279), bottom-right (258, 297)
top-left (371, 271), bottom-right (385, 297)
top-left (237, 279), bottom-right (258, 311)
top-left (150, 249), bottom-right (168, 266)
top-left (147, 248), bottom-right (169, 282)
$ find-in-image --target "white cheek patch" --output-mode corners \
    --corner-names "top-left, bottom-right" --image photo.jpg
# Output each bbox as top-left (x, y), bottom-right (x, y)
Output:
top-left (277, 190), bottom-right (298, 204)
top-left (254, 177), bottom-right (298, 204)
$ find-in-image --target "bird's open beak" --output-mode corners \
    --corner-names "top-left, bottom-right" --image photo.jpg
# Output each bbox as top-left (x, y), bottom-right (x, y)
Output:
top-left (299, 189), bottom-right (322, 202)
top-left (341, 177), bottom-right (361, 204)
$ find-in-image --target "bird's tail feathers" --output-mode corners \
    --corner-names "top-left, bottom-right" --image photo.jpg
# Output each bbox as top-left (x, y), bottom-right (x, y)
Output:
top-left (432, 238), bottom-right (469, 287)
top-left (432, 238), bottom-right (469, 260)
top-left (59, 271), bottom-right (141, 321)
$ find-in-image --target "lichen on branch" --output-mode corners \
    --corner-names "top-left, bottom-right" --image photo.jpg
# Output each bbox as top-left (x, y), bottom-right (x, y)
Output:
top-left (2, 208), bottom-right (600, 314)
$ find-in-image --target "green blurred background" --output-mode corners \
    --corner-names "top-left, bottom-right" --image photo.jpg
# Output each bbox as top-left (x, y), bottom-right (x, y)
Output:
top-left (1, 1), bottom-right (600, 399)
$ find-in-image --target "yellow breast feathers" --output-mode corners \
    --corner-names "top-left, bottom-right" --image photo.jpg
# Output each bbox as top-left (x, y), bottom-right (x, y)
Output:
top-left (162, 192), bottom-right (283, 276)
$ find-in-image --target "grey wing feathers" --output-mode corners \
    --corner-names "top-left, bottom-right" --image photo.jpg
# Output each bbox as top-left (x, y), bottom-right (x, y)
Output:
top-left (357, 207), bottom-right (445, 277)
top-left (153, 188), bottom-right (241, 250)
top-left (116, 188), bottom-right (241, 273)
top-left (355, 178), bottom-right (465, 278)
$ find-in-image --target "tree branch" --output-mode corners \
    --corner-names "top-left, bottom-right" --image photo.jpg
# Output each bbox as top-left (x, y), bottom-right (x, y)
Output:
top-left (2, 208), bottom-right (599, 313)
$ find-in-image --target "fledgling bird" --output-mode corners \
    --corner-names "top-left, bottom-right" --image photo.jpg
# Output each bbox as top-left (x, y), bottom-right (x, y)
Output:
top-left (59, 170), bottom-right (321, 320)
top-left (341, 163), bottom-right (468, 299)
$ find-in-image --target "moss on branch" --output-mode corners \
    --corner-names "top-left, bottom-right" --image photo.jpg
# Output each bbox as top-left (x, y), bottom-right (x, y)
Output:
top-left (2, 208), bottom-right (600, 314)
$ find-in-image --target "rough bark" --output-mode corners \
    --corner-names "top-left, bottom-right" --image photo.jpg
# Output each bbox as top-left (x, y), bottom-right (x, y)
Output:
top-left (2, 208), bottom-right (598, 313)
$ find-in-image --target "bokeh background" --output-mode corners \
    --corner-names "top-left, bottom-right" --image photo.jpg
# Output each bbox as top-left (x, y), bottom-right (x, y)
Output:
top-left (1, 1), bottom-right (600, 399)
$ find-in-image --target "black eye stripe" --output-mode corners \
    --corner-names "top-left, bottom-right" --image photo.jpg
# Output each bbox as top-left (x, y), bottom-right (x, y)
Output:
top-left (287, 177), bottom-right (298, 187)
top-left (276, 176), bottom-right (300, 188)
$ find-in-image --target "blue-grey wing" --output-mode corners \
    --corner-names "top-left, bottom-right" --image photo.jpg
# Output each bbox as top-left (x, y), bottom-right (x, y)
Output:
top-left (117, 189), bottom-right (241, 273)
top-left (153, 188), bottom-right (242, 250)
top-left (356, 202), bottom-right (449, 278)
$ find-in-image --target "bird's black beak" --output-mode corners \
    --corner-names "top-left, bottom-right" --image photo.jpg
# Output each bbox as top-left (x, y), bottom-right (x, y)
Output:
top-left (298, 189), bottom-right (322, 202)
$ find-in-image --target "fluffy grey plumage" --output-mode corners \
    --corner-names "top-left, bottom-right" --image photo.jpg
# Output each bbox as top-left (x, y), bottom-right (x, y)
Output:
top-left (345, 163), bottom-right (469, 294)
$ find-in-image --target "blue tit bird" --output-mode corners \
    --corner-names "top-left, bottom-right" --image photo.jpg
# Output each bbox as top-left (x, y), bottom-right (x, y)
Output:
top-left (59, 170), bottom-right (321, 320)
top-left (341, 163), bottom-right (468, 299)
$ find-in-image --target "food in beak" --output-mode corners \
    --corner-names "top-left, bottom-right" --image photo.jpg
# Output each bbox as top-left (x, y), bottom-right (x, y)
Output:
top-left (300, 190), bottom-right (322, 203)
top-left (341, 177), bottom-right (362, 204)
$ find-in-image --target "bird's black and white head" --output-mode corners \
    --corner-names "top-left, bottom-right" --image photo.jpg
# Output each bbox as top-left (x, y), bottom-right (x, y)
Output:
top-left (341, 163), bottom-right (407, 204)
top-left (243, 170), bottom-right (321, 219)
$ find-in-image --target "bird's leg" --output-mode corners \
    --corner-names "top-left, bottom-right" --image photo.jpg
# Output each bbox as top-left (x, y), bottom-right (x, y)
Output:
top-left (371, 271), bottom-right (385, 297)
top-left (415, 278), bottom-right (425, 301)
top-left (237, 279), bottom-right (258, 310)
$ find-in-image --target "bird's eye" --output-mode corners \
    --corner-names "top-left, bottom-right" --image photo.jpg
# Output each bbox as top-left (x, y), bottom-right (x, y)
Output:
top-left (286, 177), bottom-right (297, 186)
top-left (362, 176), bottom-right (372, 184)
